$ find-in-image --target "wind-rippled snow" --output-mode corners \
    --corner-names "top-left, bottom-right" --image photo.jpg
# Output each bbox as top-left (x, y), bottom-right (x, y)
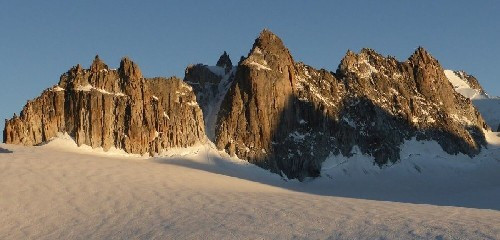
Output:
top-left (0, 132), bottom-right (499, 239)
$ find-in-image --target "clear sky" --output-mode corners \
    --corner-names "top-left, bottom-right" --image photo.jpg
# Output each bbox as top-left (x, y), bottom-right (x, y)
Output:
top-left (1, 0), bottom-right (499, 133)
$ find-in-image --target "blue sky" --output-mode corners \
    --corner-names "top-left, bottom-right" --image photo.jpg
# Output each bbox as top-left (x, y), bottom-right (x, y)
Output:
top-left (1, 1), bottom-right (499, 132)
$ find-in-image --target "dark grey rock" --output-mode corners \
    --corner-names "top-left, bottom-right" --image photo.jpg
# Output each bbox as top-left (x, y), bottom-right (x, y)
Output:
top-left (216, 51), bottom-right (233, 74)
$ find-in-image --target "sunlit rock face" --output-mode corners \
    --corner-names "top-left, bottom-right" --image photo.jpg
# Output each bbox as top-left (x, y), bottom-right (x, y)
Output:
top-left (4, 56), bottom-right (205, 156)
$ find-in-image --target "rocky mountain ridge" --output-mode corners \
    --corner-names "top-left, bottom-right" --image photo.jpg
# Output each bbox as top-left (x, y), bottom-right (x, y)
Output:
top-left (4, 56), bottom-right (205, 155)
top-left (3, 30), bottom-right (493, 180)
top-left (213, 30), bottom-right (488, 179)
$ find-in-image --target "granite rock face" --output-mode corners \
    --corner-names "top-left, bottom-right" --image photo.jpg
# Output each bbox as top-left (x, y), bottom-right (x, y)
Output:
top-left (4, 56), bottom-right (205, 155)
top-left (216, 30), bottom-right (303, 175)
top-left (214, 30), bottom-right (488, 180)
top-left (3, 89), bottom-right (65, 146)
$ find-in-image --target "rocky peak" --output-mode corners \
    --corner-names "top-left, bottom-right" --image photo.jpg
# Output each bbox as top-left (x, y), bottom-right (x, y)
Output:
top-left (255, 29), bottom-right (285, 49)
top-left (338, 50), bottom-right (355, 68)
top-left (215, 30), bottom-right (488, 180)
top-left (240, 29), bottom-right (296, 88)
top-left (4, 57), bottom-right (205, 156)
top-left (250, 29), bottom-right (294, 64)
top-left (238, 56), bottom-right (246, 66)
top-left (216, 51), bottom-right (233, 73)
top-left (337, 48), bottom-right (391, 85)
top-left (409, 46), bottom-right (437, 66)
top-left (216, 29), bottom-right (300, 170)
top-left (58, 64), bottom-right (84, 88)
top-left (3, 29), bottom-right (491, 181)
top-left (360, 48), bottom-right (382, 57)
top-left (119, 57), bottom-right (142, 80)
top-left (407, 47), bottom-right (464, 112)
top-left (75, 64), bottom-right (83, 73)
top-left (90, 55), bottom-right (108, 72)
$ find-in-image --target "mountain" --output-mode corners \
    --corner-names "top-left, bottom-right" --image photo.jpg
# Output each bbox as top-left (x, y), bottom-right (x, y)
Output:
top-left (2, 30), bottom-right (495, 180)
top-left (444, 69), bottom-right (500, 131)
top-left (3, 56), bottom-right (205, 155)
top-left (214, 30), bottom-right (488, 180)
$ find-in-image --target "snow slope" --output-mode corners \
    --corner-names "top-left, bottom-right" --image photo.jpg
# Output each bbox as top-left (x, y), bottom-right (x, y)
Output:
top-left (445, 69), bottom-right (500, 130)
top-left (202, 66), bottom-right (236, 140)
top-left (0, 132), bottom-right (499, 239)
top-left (444, 70), bottom-right (488, 99)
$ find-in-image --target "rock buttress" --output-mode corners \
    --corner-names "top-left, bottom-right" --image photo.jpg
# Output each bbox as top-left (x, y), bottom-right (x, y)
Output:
top-left (4, 56), bottom-right (205, 155)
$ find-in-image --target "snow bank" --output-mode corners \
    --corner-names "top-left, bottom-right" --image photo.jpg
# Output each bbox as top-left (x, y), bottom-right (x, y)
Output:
top-left (44, 132), bottom-right (146, 158)
top-left (248, 61), bottom-right (271, 71)
top-left (444, 70), bottom-right (487, 99)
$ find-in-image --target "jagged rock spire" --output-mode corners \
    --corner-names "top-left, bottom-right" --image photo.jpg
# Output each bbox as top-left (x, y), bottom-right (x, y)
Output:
top-left (4, 57), bottom-right (205, 156)
top-left (90, 55), bottom-right (108, 72)
top-left (216, 51), bottom-right (233, 74)
top-left (216, 31), bottom-right (488, 180)
top-left (216, 28), bottom-right (300, 178)
top-left (244, 29), bottom-right (295, 72)
top-left (409, 46), bottom-right (436, 65)
top-left (250, 29), bottom-right (292, 61)
top-left (119, 57), bottom-right (142, 80)
top-left (238, 56), bottom-right (246, 66)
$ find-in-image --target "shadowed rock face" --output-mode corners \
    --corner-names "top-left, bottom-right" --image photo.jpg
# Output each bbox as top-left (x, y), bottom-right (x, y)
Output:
top-left (4, 56), bottom-right (205, 155)
top-left (215, 30), bottom-right (488, 180)
top-left (216, 51), bottom-right (233, 74)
